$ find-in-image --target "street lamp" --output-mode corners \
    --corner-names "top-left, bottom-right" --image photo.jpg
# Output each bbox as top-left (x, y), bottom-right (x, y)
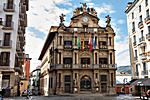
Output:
top-left (137, 81), bottom-right (142, 99)
top-left (123, 78), bottom-right (127, 94)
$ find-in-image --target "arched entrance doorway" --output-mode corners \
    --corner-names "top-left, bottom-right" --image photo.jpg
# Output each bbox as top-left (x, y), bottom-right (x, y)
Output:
top-left (80, 75), bottom-right (91, 91)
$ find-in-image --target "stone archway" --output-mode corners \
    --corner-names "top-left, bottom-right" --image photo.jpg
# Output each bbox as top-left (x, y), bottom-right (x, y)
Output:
top-left (80, 75), bottom-right (91, 91)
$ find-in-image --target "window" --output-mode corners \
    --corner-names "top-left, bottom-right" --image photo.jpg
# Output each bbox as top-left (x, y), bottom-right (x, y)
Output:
top-left (59, 53), bottom-right (61, 64)
top-left (75, 36), bottom-right (77, 45)
top-left (63, 58), bottom-right (72, 64)
top-left (0, 52), bottom-right (10, 66)
top-left (139, 5), bottom-right (141, 12)
top-left (75, 73), bottom-right (77, 79)
top-left (146, 9), bottom-right (149, 17)
top-left (81, 58), bottom-right (90, 64)
top-left (110, 53), bottom-right (112, 64)
top-left (95, 53), bottom-right (97, 64)
top-left (59, 36), bottom-right (62, 45)
top-left (96, 73), bottom-right (98, 78)
top-left (58, 73), bottom-right (61, 88)
top-left (135, 50), bottom-right (137, 58)
top-left (84, 41), bottom-right (88, 49)
top-left (136, 65), bottom-right (139, 76)
top-left (148, 26), bottom-right (150, 33)
top-left (99, 58), bottom-right (108, 64)
top-left (101, 75), bottom-right (107, 82)
top-left (64, 41), bottom-right (72, 46)
top-left (133, 35), bottom-right (136, 43)
top-left (64, 75), bottom-right (71, 82)
top-left (139, 15), bottom-right (142, 22)
top-left (75, 53), bottom-right (77, 64)
top-left (132, 12), bottom-right (134, 19)
top-left (111, 73), bottom-right (113, 87)
top-left (143, 62), bottom-right (147, 71)
top-left (109, 37), bottom-right (111, 45)
top-left (141, 30), bottom-right (143, 37)
top-left (5, 15), bottom-right (12, 27)
top-left (145, 0), bottom-right (148, 6)
top-left (4, 33), bottom-right (11, 46)
top-left (132, 22), bottom-right (135, 32)
top-left (95, 36), bottom-right (97, 45)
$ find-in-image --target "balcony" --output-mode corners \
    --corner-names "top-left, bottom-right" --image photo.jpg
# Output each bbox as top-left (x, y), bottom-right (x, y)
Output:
top-left (99, 45), bottom-right (108, 50)
top-left (66, 27), bottom-right (104, 33)
top-left (53, 64), bottom-right (117, 70)
top-left (0, 40), bottom-right (12, 48)
top-left (63, 64), bottom-right (72, 68)
top-left (132, 28), bottom-right (135, 33)
top-left (142, 70), bottom-right (148, 75)
top-left (99, 64), bottom-right (117, 69)
top-left (2, 21), bottom-right (13, 30)
top-left (144, 16), bottom-right (150, 24)
top-left (80, 64), bottom-right (91, 68)
top-left (139, 37), bottom-right (146, 48)
top-left (133, 42), bottom-right (137, 46)
top-left (3, 3), bottom-right (15, 12)
top-left (134, 57), bottom-right (138, 61)
top-left (138, 21), bottom-right (144, 29)
top-left (64, 45), bottom-right (72, 49)
top-left (146, 33), bottom-right (150, 40)
top-left (139, 53), bottom-right (147, 60)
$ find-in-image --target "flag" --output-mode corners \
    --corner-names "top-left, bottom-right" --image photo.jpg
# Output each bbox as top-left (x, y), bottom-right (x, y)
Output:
top-left (89, 35), bottom-right (93, 52)
top-left (77, 35), bottom-right (80, 49)
top-left (93, 35), bottom-right (96, 49)
top-left (81, 35), bottom-right (84, 51)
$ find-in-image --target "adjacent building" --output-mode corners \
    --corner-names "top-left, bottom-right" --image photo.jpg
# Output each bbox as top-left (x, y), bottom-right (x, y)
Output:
top-left (125, 0), bottom-right (150, 96)
top-left (29, 68), bottom-right (40, 95)
top-left (126, 0), bottom-right (150, 79)
top-left (0, 0), bottom-right (29, 96)
top-left (39, 3), bottom-right (116, 96)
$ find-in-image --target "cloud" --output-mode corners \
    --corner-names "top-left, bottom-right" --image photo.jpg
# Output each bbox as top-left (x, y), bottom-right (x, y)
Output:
top-left (117, 19), bottom-right (125, 25)
top-left (25, 0), bottom-right (71, 71)
top-left (95, 3), bottom-right (115, 16)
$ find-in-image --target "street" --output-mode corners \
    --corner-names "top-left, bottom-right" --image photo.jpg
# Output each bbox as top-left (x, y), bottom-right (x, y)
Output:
top-left (4, 94), bottom-right (142, 100)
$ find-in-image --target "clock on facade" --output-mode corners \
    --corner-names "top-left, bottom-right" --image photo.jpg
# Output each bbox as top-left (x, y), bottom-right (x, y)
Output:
top-left (82, 16), bottom-right (88, 22)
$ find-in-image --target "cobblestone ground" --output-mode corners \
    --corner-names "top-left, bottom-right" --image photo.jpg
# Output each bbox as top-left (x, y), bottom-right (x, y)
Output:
top-left (3, 94), bottom-right (142, 100)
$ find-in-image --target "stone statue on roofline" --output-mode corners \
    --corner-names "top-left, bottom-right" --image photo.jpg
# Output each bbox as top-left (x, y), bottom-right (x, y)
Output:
top-left (105, 15), bottom-right (111, 27)
top-left (80, 2), bottom-right (87, 12)
top-left (59, 13), bottom-right (65, 25)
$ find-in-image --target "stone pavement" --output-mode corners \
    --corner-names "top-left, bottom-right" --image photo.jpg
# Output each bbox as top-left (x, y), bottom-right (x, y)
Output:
top-left (3, 94), bottom-right (143, 100)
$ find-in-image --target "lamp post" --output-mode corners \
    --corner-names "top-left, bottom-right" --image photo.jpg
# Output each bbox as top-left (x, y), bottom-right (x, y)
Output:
top-left (123, 78), bottom-right (127, 94)
top-left (137, 81), bottom-right (142, 99)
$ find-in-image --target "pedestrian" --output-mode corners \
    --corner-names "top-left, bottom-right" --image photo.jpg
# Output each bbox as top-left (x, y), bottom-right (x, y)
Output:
top-left (26, 89), bottom-right (30, 99)
top-left (146, 90), bottom-right (150, 99)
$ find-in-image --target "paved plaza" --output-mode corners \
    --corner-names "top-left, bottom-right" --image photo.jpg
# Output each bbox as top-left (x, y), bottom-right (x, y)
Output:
top-left (3, 94), bottom-right (143, 100)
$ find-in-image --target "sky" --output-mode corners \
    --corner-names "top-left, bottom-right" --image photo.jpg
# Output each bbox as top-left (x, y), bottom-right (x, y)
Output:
top-left (25, 0), bottom-right (132, 72)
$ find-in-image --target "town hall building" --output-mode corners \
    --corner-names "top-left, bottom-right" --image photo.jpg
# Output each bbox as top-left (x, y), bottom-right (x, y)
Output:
top-left (39, 3), bottom-right (116, 96)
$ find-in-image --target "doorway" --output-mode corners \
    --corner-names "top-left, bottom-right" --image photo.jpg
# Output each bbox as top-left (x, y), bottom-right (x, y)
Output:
top-left (80, 75), bottom-right (91, 91)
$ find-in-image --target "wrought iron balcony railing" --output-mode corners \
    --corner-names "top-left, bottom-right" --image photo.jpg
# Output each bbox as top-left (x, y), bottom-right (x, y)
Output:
top-left (0, 40), bottom-right (12, 48)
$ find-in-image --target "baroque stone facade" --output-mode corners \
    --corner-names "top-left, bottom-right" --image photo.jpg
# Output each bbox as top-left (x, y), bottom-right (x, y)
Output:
top-left (39, 3), bottom-right (116, 96)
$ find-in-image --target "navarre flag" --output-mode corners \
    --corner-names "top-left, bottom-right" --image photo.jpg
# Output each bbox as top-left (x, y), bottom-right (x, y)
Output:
top-left (93, 35), bottom-right (96, 49)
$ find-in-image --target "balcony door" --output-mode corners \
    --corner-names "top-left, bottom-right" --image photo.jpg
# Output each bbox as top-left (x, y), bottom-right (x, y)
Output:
top-left (7, 0), bottom-right (13, 9)
top-left (6, 15), bottom-right (12, 27)
top-left (4, 33), bottom-right (11, 46)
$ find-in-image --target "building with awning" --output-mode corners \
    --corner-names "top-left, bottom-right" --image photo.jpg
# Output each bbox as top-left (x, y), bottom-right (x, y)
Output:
top-left (130, 79), bottom-right (150, 96)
